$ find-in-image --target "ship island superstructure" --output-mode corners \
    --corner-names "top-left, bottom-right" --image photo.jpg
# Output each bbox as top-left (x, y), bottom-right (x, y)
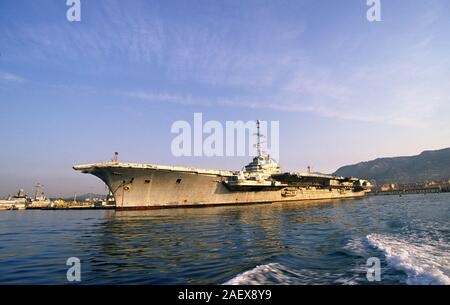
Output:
top-left (74, 121), bottom-right (372, 210)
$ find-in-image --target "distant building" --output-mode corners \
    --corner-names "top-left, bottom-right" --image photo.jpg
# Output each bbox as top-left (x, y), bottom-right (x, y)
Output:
top-left (380, 183), bottom-right (397, 192)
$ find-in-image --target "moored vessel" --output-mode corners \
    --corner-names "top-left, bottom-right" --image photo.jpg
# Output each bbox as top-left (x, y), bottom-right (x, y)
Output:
top-left (27, 183), bottom-right (51, 209)
top-left (0, 189), bottom-right (28, 210)
top-left (74, 121), bottom-right (372, 210)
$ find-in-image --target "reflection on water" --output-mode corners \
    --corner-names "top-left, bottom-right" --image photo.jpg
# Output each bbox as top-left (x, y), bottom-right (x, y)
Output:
top-left (0, 194), bottom-right (448, 284)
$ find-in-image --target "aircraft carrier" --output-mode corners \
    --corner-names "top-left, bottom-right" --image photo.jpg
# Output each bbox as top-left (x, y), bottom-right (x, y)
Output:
top-left (74, 122), bottom-right (372, 210)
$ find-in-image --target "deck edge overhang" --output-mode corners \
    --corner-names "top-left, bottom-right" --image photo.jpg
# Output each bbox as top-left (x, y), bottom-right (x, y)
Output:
top-left (73, 162), bottom-right (236, 176)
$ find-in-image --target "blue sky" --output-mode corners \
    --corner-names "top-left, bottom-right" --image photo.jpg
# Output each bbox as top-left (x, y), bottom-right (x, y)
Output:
top-left (1, 0), bottom-right (449, 197)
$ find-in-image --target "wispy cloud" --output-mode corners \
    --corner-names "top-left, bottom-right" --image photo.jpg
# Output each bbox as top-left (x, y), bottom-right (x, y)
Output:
top-left (0, 2), bottom-right (164, 64)
top-left (126, 91), bottom-right (198, 106)
top-left (124, 85), bottom-right (435, 128)
top-left (125, 29), bottom-right (450, 129)
top-left (2, 0), bottom-right (449, 129)
top-left (0, 71), bottom-right (24, 82)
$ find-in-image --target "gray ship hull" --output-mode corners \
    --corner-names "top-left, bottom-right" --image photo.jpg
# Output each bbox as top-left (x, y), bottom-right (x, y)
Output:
top-left (74, 162), bottom-right (369, 210)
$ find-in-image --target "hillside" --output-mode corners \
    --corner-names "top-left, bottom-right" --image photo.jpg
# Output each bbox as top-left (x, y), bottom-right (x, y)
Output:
top-left (333, 148), bottom-right (450, 185)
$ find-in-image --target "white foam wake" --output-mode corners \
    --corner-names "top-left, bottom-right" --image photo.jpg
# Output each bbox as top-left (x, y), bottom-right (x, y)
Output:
top-left (367, 233), bottom-right (450, 285)
top-left (223, 263), bottom-right (309, 285)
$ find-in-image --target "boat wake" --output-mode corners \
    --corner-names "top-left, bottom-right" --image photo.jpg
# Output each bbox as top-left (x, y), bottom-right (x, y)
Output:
top-left (366, 233), bottom-right (450, 285)
top-left (224, 234), bottom-right (450, 285)
top-left (223, 263), bottom-right (312, 285)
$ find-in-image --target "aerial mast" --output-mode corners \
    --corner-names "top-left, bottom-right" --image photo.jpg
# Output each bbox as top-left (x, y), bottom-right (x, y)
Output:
top-left (255, 120), bottom-right (265, 157)
top-left (34, 182), bottom-right (43, 200)
top-left (112, 152), bottom-right (119, 163)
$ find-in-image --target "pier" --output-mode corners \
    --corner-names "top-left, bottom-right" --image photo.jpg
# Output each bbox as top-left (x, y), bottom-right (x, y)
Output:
top-left (374, 186), bottom-right (449, 196)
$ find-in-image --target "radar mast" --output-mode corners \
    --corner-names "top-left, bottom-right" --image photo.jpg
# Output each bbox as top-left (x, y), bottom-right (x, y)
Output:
top-left (255, 120), bottom-right (266, 157)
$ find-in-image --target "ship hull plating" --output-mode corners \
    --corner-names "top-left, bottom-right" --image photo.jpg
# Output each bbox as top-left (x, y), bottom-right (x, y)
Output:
top-left (76, 164), bottom-right (368, 210)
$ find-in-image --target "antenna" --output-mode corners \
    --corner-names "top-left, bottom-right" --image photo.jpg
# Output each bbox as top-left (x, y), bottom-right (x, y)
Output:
top-left (35, 182), bottom-right (44, 199)
top-left (254, 120), bottom-right (266, 157)
top-left (112, 152), bottom-right (119, 163)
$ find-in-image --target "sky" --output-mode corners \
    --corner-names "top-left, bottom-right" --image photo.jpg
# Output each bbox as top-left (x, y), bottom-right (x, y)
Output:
top-left (0, 0), bottom-right (449, 197)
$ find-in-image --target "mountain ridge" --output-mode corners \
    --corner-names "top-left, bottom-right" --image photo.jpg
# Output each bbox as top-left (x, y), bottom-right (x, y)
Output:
top-left (333, 147), bottom-right (450, 185)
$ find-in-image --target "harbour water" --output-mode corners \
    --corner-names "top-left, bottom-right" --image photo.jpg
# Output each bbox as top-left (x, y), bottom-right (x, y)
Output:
top-left (0, 193), bottom-right (448, 285)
